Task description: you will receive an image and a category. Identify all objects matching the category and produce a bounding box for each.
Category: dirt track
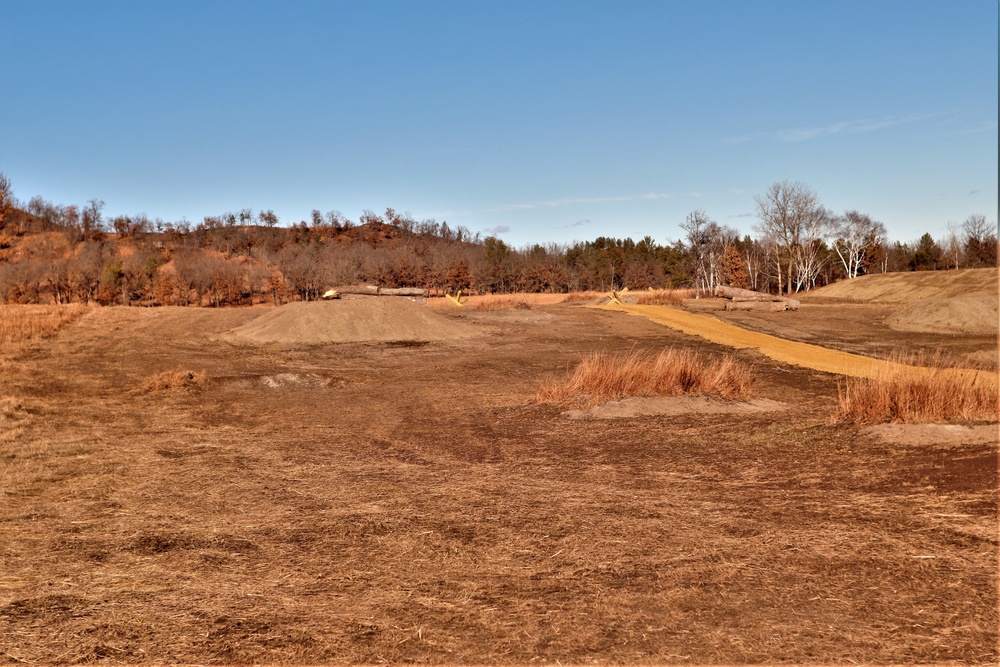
[1,300,997,664]
[604,303,999,381]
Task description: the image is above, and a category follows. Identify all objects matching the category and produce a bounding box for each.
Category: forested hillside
[0,174,995,306]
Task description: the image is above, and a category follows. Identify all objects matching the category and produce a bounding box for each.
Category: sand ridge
[887,294,999,336]
[802,267,998,303]
[224,298,477,345]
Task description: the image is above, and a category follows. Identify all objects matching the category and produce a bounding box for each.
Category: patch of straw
[0,304,89,344]
[537,348,755,405]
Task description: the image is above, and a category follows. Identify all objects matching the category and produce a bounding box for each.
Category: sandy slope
[803,267,998,303]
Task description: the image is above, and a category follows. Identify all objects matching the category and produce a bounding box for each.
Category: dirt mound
[225,299,476,345]
[803,268,997,303]
[888,294,999,335]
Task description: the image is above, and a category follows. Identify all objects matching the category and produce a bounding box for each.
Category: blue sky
[2,0,996,247]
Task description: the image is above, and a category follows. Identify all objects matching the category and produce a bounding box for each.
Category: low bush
[832,354,999,424]
[537,348,755,404]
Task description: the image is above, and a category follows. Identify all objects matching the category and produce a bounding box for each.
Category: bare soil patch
[0,300,996,664]
[864,423,998,447]
[563,395,787,419]
[888,294,999,336]
[224,298,478,346]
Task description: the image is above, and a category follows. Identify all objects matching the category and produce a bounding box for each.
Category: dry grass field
[1,275,997,664]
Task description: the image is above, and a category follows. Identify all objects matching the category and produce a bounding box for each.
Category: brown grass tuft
[474,297,532,311]
[558,291,608,303]
[139,370,206,393]
[832,353,999,424]
[537,348,755,404]
[0,304,89,344]
[636,289,697,306]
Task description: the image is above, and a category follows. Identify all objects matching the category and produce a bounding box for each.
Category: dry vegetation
[833,353,999,424]
[537,348,755,404]
[473,296,532,311]
[138,370,206,393]
[635,288,697,305]
[0,303,87,344]
[0,286,996,665]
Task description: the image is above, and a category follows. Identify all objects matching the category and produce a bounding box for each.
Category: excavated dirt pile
[225,298,476,345]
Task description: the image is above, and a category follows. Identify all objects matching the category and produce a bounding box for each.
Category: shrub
[537,348,755,404]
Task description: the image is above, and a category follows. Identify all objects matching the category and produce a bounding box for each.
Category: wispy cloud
[969,190,980,195]
[488,192,672,213]
[566,219,591,228]
[728,212,754,219]
[483,225,510,235]
[427,209,471,219]
[727,113,945,144]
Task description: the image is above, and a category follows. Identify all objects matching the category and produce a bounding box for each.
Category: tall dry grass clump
[537,348,755,404]
[0,304,88,344]
[636,289,696,306]
[474,297,532,311]
[138,370,206,393]
[559,291,608,303]
[832,354,999,424]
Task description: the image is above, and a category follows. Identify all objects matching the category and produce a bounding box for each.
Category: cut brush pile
[537,348,755,405]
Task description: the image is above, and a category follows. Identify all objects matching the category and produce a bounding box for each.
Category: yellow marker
[446,290,465,306]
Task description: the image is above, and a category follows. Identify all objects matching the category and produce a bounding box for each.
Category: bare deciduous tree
[0,173,14,231]
[831,210,886,279]
[754,181,825,294]
[962,214,998,267]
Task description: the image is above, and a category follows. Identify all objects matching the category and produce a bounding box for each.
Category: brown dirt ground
[0,298,997,665]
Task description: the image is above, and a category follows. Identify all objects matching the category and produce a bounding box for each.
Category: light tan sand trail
[599,303,998,382]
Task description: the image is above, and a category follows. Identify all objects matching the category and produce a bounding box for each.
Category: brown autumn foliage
[0,172,995,306]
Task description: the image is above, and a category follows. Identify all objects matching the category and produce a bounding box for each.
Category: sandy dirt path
[600,303,996,381]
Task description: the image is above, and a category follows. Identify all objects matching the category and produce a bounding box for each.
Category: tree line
[0,174,995,307]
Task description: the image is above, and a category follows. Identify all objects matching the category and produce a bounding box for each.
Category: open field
[1,279,998,664]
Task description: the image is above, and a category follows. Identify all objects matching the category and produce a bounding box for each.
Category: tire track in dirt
[599,304,997,381]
